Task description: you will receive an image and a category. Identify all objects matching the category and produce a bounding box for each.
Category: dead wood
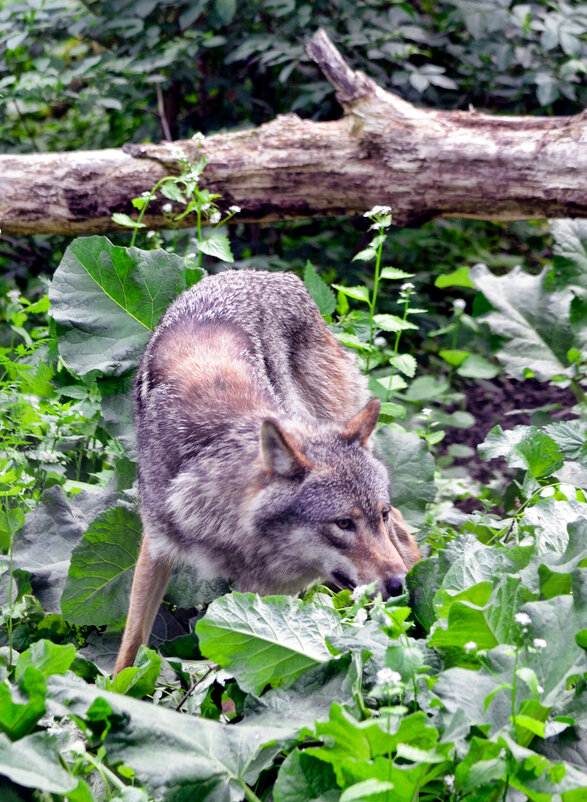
[1,28,585,235]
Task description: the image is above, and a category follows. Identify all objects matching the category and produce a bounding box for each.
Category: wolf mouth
[330,570,356,591]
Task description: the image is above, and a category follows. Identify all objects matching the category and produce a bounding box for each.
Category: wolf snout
[378,573,406,600]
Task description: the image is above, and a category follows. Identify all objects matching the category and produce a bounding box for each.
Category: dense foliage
[1,1,586,800]
[1,205,586,799]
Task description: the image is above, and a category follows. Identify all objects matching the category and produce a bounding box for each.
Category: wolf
[114,270,420,673]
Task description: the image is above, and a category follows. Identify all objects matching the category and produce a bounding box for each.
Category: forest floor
[442,377,579,510]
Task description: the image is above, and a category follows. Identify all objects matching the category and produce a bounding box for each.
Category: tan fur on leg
[113,535,173,675]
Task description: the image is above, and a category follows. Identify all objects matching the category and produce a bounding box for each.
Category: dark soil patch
[441,377,578,508]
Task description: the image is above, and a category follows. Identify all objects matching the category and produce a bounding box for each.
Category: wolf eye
[381,508,391,521]
[335,518,355,531]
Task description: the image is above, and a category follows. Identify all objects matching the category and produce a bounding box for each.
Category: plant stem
[385,297,410,402]
[130,176,175,247]
[569,378,587,406]
[7,498,14,668]
[243,784,264,802]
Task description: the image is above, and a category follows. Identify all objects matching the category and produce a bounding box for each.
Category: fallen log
[1,29,585,235]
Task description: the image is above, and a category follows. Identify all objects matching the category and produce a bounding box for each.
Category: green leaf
[352,247,377,262]
[479,425,564,478]
[49,236,187,376]
[160,182,186,203]
[48,674,286,801]
[197,233,234,262]
[331,284,370,303]
[274,750,339,802]
[380,267,414,280]
[0,667,47,740]
[456,354,499,379]
[0,732,78,794]
[196,593,341,694]
[61,506,142,627]
[551,219,587,292]
[545,420,587,464]
[15,640,76,681]
[303,262,336,316]
[372,314,418,333]
[340,779,395,800]
[435,266,475,288]
[374,428,436,526]
[111,213,146,229]
[0,506,24,551]
[439,349,469,367]
[388,353,417,377]
[101,646,161,698]
[470,265,575,380]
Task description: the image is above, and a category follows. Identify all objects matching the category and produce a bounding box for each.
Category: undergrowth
[0,195,586,800]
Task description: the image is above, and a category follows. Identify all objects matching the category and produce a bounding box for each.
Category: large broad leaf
[479,425,564,478]
[196,593,341,694]
[551,218,587,293]
[0,732,78,795]
[2,486,119,613]
[49,236,187,377]
[470,264,575,380]
[374,428,436,526]
[47,674,287,802]
[61,506,142,627]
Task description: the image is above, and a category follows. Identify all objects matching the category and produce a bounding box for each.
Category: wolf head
[246,399,420,599]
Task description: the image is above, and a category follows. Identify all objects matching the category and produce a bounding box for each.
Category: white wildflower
[186,253,196,261]
[38,450,59,463]
[444,775,455,791]
[364,205,392,217]
[376,668,401,687]
[373,335,387,347]
[141,191,151,200]
[7,289,20,304]
[401,282,415,291]
[421,408,432,418]
[533,638,547,649]
[354,608,368,626]
[515,612,531,627]
[68,740,86,755]
[201,202,211,211]
[464,641,477,653]
[209,210,221,225]
[351,584,371,602]
[537,685,544,694]
[453,298,466,311]
[162,202,173,213]
[228,205,241,213]
[171,148,184,160]
[191,132,205,143]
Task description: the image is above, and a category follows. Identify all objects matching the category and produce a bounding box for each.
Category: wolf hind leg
[114,534,173,675]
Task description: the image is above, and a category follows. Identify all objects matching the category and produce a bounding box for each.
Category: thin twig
[175,663,216,712]
[156,82,173,142]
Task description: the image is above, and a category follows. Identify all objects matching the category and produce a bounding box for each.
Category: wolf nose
[384,575,405,598]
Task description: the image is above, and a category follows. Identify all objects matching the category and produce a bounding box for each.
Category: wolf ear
[260,419,312,478]
[342,398,381,447]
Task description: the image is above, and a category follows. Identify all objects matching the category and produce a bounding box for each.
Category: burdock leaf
[196,593,341,694]
[61,506,142,627]
[49,236,186,376]
[48,674,288,802]
[470,265,574,381]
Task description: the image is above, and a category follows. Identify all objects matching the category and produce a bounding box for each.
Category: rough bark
[1,29,586,235]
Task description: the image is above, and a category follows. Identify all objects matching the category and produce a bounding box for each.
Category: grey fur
[134,269,418,597]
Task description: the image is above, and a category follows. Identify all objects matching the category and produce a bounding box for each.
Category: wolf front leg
[114,534,173,675]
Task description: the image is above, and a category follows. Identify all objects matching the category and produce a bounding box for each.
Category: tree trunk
[1,29,586,236]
